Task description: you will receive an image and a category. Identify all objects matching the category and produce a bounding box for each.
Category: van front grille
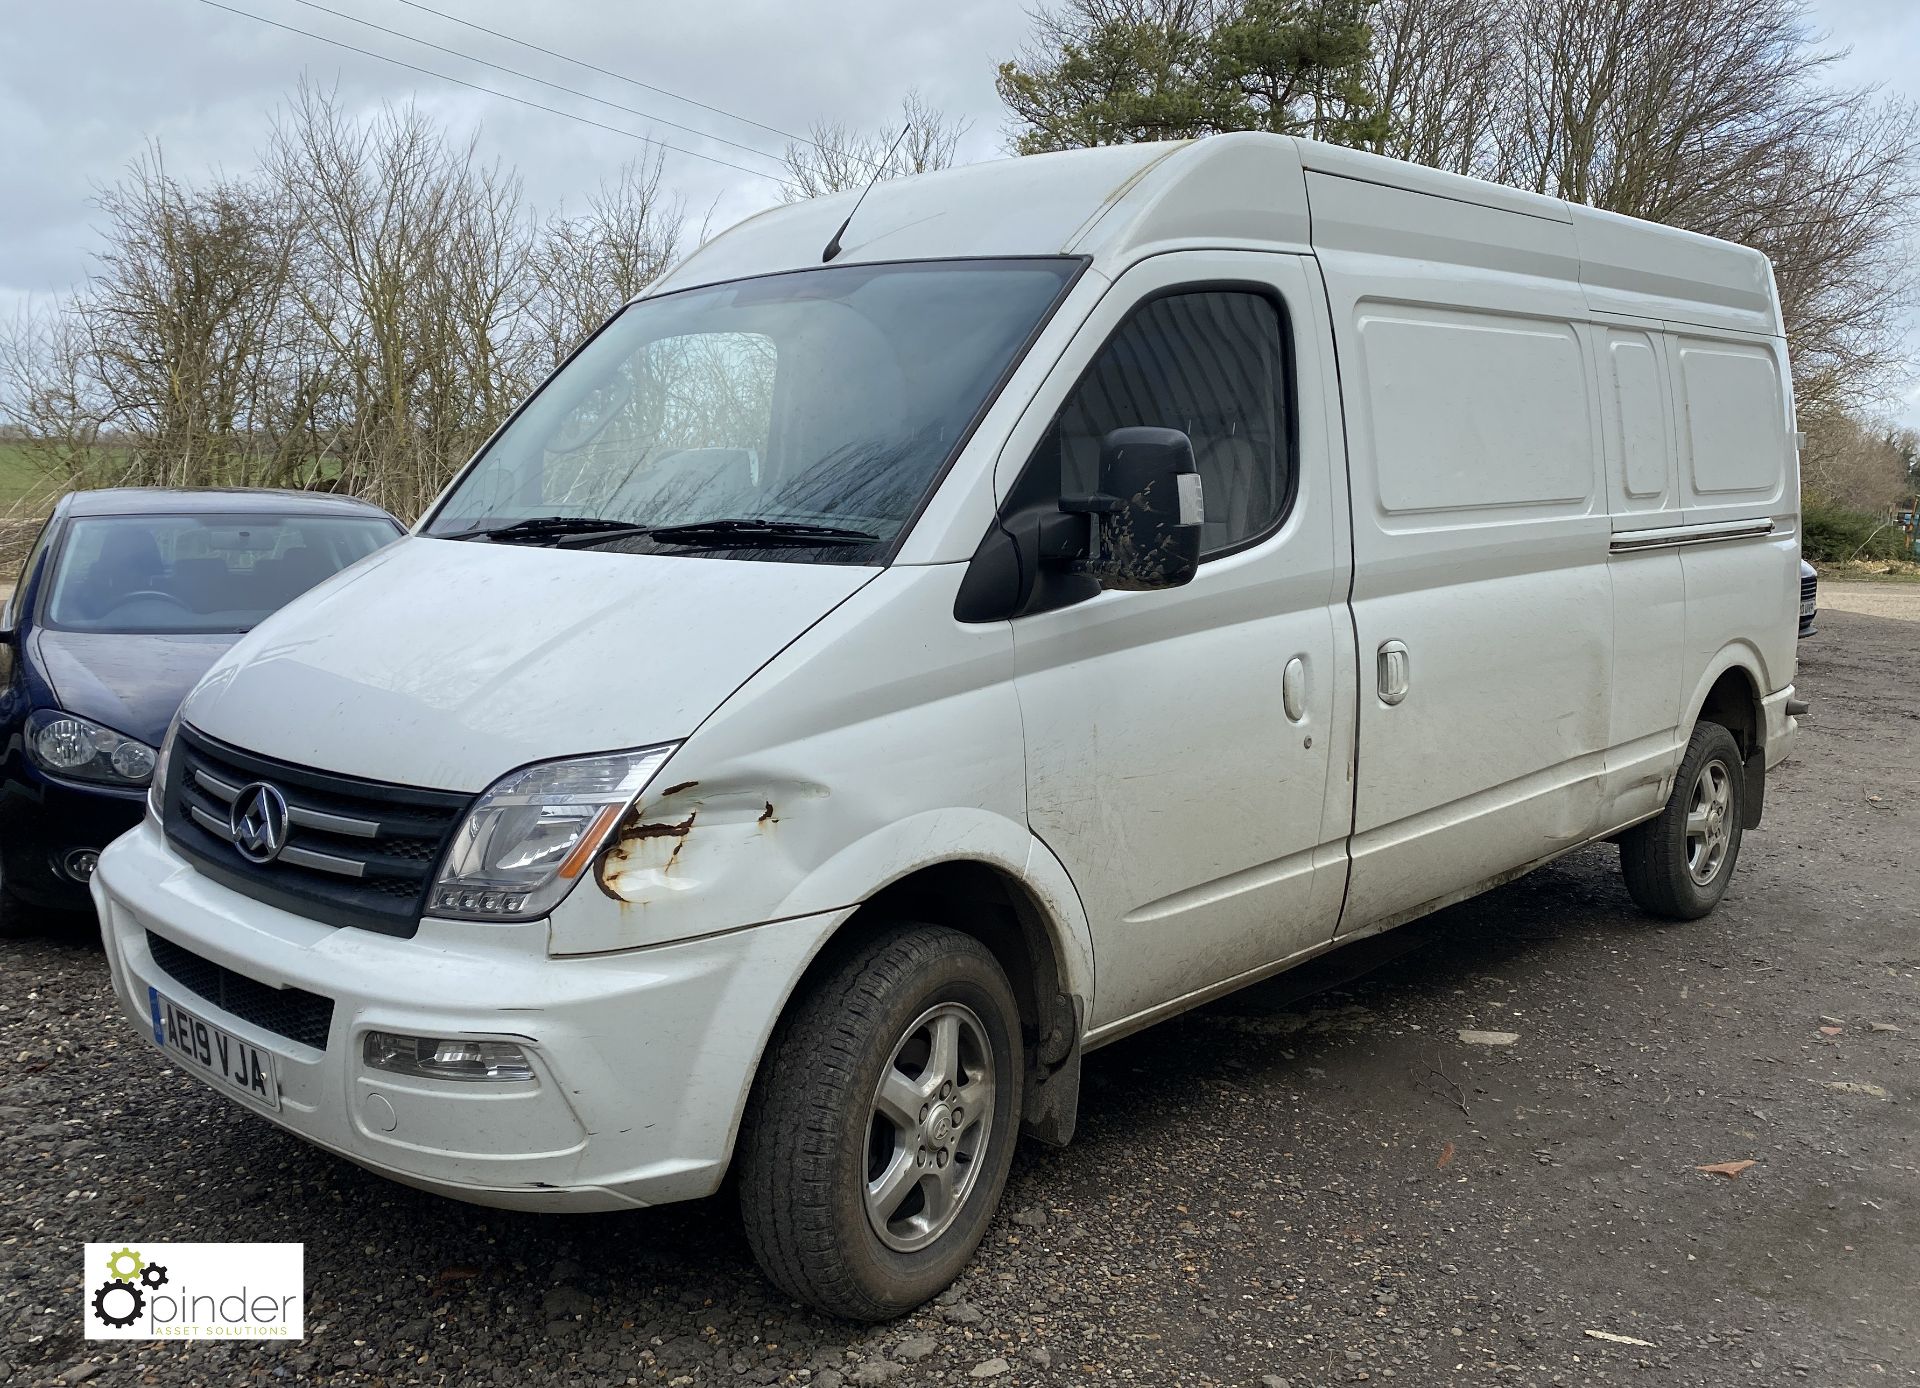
[1801,572,1818,603]
[147,931,335,1050]
[163,725,473,937]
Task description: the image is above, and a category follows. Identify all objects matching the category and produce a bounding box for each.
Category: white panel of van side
[1568,203,1781,337]
[1308,170,1615,933]
[1599,329,1680,517]
[1678,533,1800,706]
[1659,330,1800,705]
[1673,338,1790,507]
[993,251,1351,1032]
[1297,140,1576,225]
[1593,330,1688,826]
[1602,547,1687,825]
[1362,307,1592,513]
[1296,260,1364,858]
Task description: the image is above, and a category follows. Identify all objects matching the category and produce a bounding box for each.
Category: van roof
[650,133,1780,338]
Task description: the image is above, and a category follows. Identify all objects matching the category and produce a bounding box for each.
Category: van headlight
[147,710,185,822]
[25,710,158,787]
[430,744,678,921]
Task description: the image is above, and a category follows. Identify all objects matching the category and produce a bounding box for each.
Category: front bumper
[0,766,144,908]
[94,820,842,1210]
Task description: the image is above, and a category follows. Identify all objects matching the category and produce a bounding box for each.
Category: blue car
[0,489,403,922]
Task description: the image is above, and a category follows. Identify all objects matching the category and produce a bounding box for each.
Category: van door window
[1012,289,1294,557]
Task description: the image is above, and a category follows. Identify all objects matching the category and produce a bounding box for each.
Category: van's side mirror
[952,427,1206,624]
[1062,427,1204,592]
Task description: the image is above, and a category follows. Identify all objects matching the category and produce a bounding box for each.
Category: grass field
[0,442,61,513]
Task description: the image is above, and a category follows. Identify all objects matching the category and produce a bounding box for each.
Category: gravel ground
[2,607,1915,1388]
[1816,579,1920,623]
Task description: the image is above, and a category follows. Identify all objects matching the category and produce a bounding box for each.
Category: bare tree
[0,300,110,498]
[69,149,300,490]
[265,82,538,516]
[527,152,687,367]
[1729,98,1920,421]
[1366,0,1506,174]
[1,82,707,531]
[1801,410,1916,512]
[1486,0,1920,416]
[780,90,970,200]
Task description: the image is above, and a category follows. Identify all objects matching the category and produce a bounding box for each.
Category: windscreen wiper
[645,519,880,547]
[442,515,653,545]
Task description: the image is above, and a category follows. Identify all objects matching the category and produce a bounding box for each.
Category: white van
[94,134,1800,1320]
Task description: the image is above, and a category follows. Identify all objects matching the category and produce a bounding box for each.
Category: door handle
[1377,640,1410,706]
[1282,656,1307,722]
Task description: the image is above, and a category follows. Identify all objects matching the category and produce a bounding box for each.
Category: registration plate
[148,986,280,1111]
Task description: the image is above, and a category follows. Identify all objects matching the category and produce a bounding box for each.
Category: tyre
[738,924,1023,1321]
[1619,721,1745,920]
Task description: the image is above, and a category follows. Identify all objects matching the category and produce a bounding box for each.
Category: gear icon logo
[89,1246,157,1332]
[92,1279,144,1328]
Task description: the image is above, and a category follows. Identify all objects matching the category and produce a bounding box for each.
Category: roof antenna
[822,123,912,263]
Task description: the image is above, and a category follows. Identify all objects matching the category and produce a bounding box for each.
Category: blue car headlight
[24,710,158,787]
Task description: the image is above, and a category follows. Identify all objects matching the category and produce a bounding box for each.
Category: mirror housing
[952,427,1206,624]
[1063,427,1203,591]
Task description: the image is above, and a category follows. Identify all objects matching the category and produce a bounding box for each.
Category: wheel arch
[735,833,1095,1168]
[1683,645,1767,757]
[1680,646,1770,827]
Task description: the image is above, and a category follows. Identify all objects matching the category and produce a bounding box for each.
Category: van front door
[995,252,1354,1038]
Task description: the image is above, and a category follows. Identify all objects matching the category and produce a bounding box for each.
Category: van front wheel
[738,924,1023,1320]
[1620,721,1745,919]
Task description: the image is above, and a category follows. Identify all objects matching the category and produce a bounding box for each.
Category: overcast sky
[4,0,1918,423]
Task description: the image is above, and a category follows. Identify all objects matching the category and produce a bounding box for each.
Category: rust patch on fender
[615,808,697,842]
[758,801,777,825]
[659,780,699,798]
[595,806,698,898]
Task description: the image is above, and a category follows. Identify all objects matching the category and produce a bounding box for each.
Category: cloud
[8,0,1919,426]
[1,0,1032,303]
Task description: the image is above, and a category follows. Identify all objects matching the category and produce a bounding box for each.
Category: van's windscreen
[424,258,1080,561]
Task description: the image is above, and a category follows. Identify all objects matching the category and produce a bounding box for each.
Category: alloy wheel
[864,1002,996,1253]
[1684,759,1734,886]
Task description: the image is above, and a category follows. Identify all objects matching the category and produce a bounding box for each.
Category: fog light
[63,849,99,881]
[362,1031,534,1083]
